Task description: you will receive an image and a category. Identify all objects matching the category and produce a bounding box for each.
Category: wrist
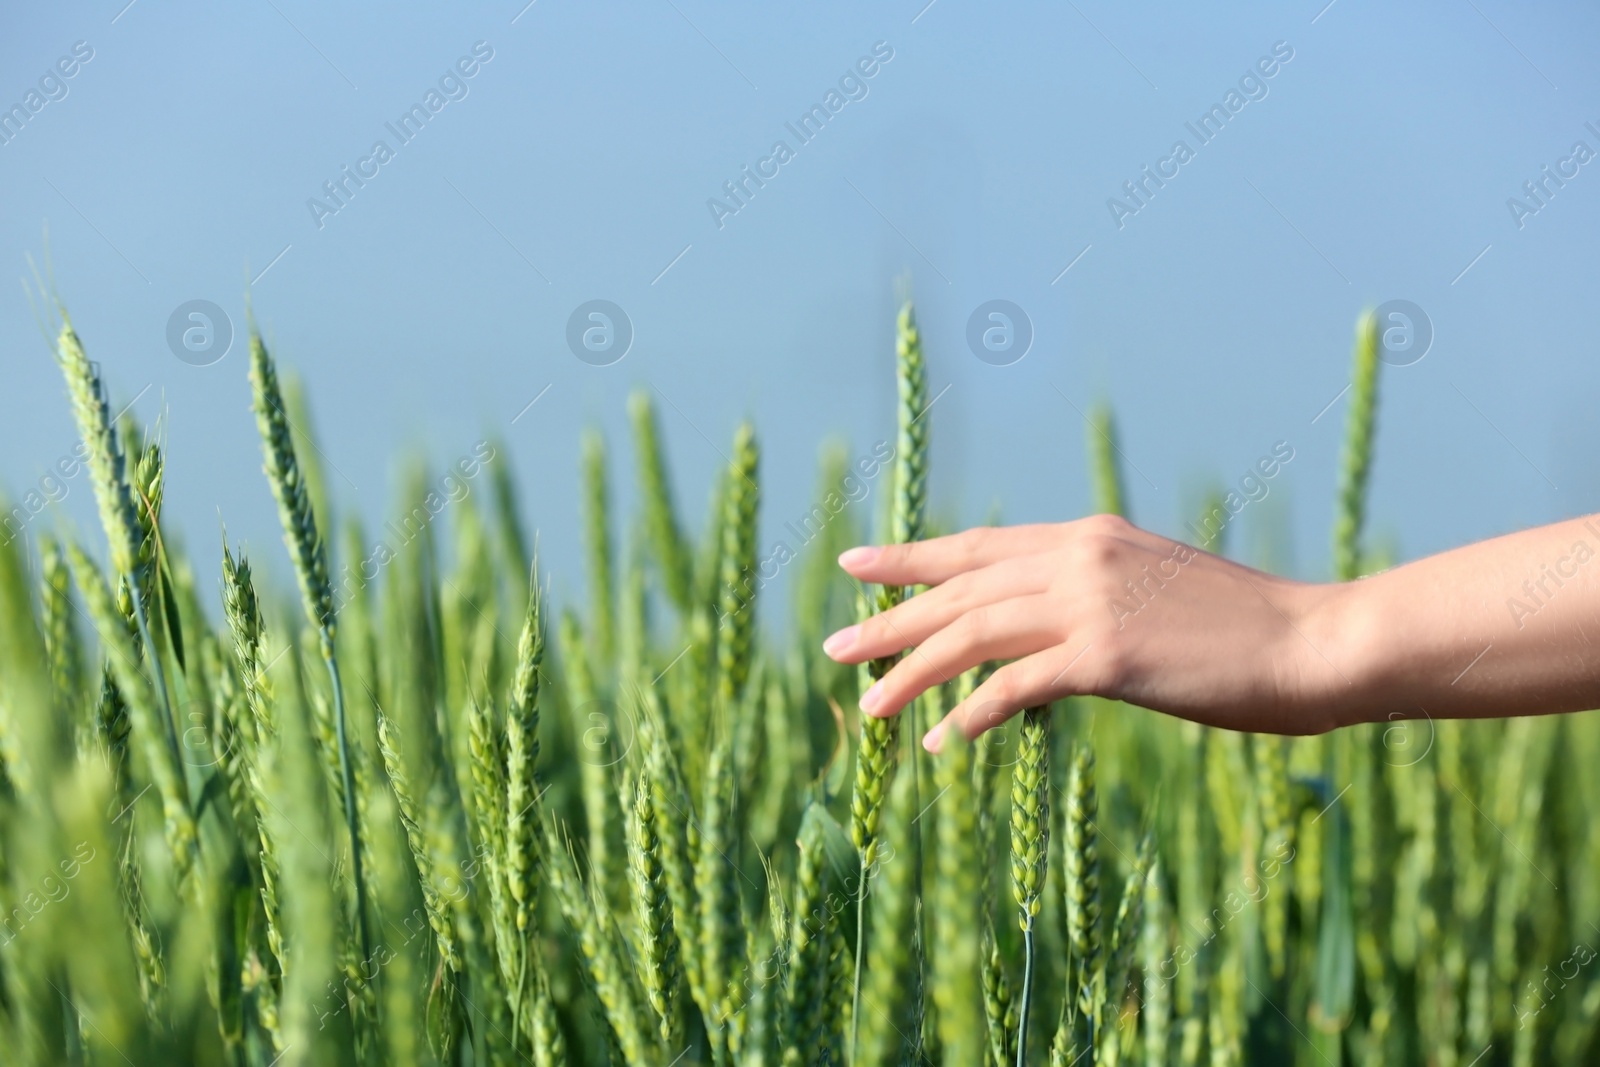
[1293,575,1391,733]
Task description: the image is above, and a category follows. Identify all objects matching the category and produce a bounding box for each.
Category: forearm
[1323,513,1600,728]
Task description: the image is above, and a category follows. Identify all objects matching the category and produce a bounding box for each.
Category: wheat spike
[504,575,545,1039]
[1100,833,1155,1047]
[782,809,834,1065]
[1087,402,1128,519]
[697,732,744,1055]
[544,818,654,1063]
[983,920,1019,1067]
[892,299,928,546]
[1334,310,1381,582]
[580,430,617,665]
[630,390,694,612]
[1010,705,1051,1066]
[249,333,333,641]
[65,544,194,871]
[249,328,370,964]
[375,711,460,973]
[931,734,985,1064]
[630,771,686,1050]
[716,422,760,710]
[1063,742,1102,1036]
[39,538,85,721]
[54,319,140,581]
[850,589,904,868]
[846,596,905,1065]
[505,576,544,932]
[557,611,623,908]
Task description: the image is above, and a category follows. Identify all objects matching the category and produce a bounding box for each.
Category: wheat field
[0,298,1594,1067]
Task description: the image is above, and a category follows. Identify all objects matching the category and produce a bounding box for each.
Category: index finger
[838,523,1062,587]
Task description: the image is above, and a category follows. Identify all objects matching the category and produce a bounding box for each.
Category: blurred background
[2,0,1597,620]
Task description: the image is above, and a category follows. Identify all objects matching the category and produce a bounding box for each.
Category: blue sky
[3,0,1598,621]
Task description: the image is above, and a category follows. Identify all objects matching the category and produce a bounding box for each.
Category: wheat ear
[1087,402,1127,519]
[504,572,545,1033]
[630,771,686,1051]
[1062,742,1102,1051]
[55,319,182,770]
[630,390,694,613]
[39,538,85,723]
[1334,311,1381,582]
[715,421,760,711]
[850,297,927,1060]
[1100,832,1155,1045]
[580,430,617,665]
[1140,858,1169,1067]
[696,733,744,1058]
[248,329,370,963]
[557,611,622,908]
[983,918,1019,1067]
[375,711,460,973]
[66,544,194,870]
[782,809,832,1065]
[222,545,288,1007]
[932,734,985,1063]
[1010,705,1051,1067]
[891,299,928,546]
[544,818,654,1063]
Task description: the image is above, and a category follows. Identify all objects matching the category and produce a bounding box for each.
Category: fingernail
[922,723,945,754]
[838,545,881,569]
[822,624,860,658]
[859,680,883,714]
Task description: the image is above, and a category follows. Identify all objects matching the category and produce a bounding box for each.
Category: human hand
[822,515,1355,750]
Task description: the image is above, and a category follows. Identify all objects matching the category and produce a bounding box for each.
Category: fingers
[923,642,1098,752]
[823,557,1050,664]
[858,595,1060,720]
[837,523,1064,587]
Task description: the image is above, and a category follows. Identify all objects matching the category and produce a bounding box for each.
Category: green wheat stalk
[39,538,85,725]
[854,766,918,1065]
[637,689,707,1017]
[581,430,617,665]
[375,711,461,974]
[849,296,927,1062]
[697,732,744,1058]
[1099,833,1154,1060]
[630,770,686,1051]
[544,818,654,1063]
[465,686,518,1029]
[983,918,1019,1067]
[1334,311,1381,582]
[1088,402,1127,519]
[249,328,371,963]
[1011,705,1051,1067]
[558,611,622,908]
[932,734,985,1063]
[1062,743,1102,1054]
[631,390,694,613]
[504,572,545,1033]
[65,544,194,873]
[716,421,760,711]
[782,808,834,1065]
[892,299,928,546]
[222,543,287,1036]
[54,318,182,775]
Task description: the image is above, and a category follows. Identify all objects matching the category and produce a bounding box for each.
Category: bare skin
[821,513,1600,752]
